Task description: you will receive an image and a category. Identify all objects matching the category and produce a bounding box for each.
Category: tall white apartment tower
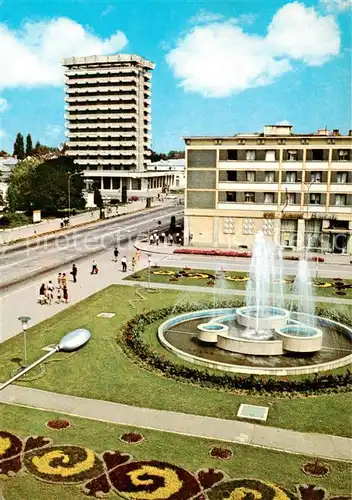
[63,55,170,201]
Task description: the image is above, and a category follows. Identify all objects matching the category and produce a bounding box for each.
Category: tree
[7,157,40,211]
[0,150,9,157]
[25,134,33,156]
[121,186,127,204]
[13,133,25,159]
[93,181,103,208]
[169,215,176,234]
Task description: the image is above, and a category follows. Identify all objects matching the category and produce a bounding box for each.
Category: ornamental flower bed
[207,478,293,499]
[119,432,144,444]
[302,460,330,478]
[210,447,233,460]
[46,419,71,430]
[174,248,252,258]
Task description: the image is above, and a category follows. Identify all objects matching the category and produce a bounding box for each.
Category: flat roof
[62,54,155,70]
[182,133,352,140]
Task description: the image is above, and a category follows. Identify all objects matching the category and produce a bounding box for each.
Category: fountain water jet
[291,259,316,327]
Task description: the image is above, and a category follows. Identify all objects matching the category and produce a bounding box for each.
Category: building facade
[147,159,185,190]
[63,54,172,202]
[0,156,18,205]
[183,125,352,254]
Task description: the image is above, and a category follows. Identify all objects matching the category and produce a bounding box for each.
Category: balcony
[217,203,278,211]
[218,182,279,191]
[65,94,138,103]
[218,161,280,170]
[67,131,137,138]
[65,85,138,94]
[66,103,138,112]
[66,75,138,85]
[65,67,139,77]
[65,113,137,121]
[74,158,137,166]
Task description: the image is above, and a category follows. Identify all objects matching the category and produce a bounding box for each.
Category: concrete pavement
[0,384,351,462]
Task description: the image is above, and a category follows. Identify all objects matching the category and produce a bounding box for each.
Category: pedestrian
[71,264,77,283]
[176,232,180,244]
[91,259,98,274]
[47,281,54,304]
[132,255,136,272]
[160,232,165,244]
[168,234,173,246]
[113,247,119,262]
[39,283,46,305]
[63,284,69,304]
[155,233,159,246]
[60,218,64,229]
[57,272,62,288]
[135,249,141,262]
[61,273,68,288]
[149,234,154,245]
[121,256,127,272]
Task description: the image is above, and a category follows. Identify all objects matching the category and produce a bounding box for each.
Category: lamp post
[0,328,91,392]
[147,254,151,290]
[68,171,83,225]
[18,316,31,369]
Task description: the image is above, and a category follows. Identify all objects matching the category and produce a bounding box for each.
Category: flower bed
[207,478,293,499]
[119,302,352,396]
[210,447,233,460]
[174,248,252,258]
[119,432,144,444]
[302,460,330,478]
[46,420,70,430]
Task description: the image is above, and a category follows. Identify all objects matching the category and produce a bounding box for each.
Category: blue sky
[0,0,351,154]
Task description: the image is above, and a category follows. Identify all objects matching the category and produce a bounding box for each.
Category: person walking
[47,281,54,304]
[160,232,165,244]
[121,256,127,272]
[168,233,173,246]
[154,233,159,246]
[131,255,136,272]
[63,284,69,304]
[113,247,119,262]
[71,264,77,283]
[39,283,46,305]
[149,234,154,245]
[91,260,98,274]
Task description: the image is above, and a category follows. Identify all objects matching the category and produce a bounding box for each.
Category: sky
[0,0,351,154]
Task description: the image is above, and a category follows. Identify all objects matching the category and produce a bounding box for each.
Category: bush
[0,212,31,227]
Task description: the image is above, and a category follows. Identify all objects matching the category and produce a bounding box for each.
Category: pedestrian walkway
[0,385,350,462]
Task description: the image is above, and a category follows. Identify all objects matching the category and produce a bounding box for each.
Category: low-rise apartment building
[183,125,352,254]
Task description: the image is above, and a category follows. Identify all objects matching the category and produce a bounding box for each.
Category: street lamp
[18,316,31,369]
[68,171,83,224]
[0,328,91,392]
[147,254,151,290]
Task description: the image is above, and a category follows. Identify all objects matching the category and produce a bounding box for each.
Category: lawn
[125,266,352,299]
[0,404,351,500]
[0,285,351,438]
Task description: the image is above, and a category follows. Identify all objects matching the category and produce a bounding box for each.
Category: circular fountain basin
[197,323,229,343]
[236,306,289,330]
[277,325,323,353]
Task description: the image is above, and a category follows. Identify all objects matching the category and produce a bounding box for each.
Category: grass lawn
[0,404,351,500]
[125,266,352,300]
[0,285,351,438]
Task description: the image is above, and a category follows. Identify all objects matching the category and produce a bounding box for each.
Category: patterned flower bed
[209,447,233,460]
[302,460,330,477]
[46,419,70,430]
[0,430,350,499]
[174,248,326,263]
[119,432,144,444]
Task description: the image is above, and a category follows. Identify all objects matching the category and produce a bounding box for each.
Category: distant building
[147,159,185,189]
[62,54,172,202]
[0,156,18,203]
[183,125,352,254]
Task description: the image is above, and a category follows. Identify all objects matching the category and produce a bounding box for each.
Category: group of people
[112,248,140,272]
[38,265,77,305]
[149,231,182,246]
[60,216,70,229]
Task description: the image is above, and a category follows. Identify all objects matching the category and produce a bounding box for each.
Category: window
[265,150,276,162]
[310,171,322,182]
[285,171,297,183]
[287,150,298,161]
[228,150,238,161]
[309,193,321,205]
[246,150,256,161]
[227,171,237,181]
[265,171,275,182]
[335,194,347,206]
[264,193,274,204]
[338,150,350,161]
[337,172,348,183]
[246,171,256,182]
[112,178,120,190]
[103,177,111,189]
[245,192,255,203]
[226,191,237,202]
[312,149,324,161]
[287,193,297,204]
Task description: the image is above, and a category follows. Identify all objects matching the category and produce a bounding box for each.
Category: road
[0,204,183,289]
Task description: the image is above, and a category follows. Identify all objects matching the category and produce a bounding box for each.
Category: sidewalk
[0,385,350,462]
[0,199,166,246]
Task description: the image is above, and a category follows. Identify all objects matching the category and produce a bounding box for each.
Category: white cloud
[277,120,291,125]
[0,18,128,88]
[166,2,340,97]
[189,10,225,25]
[319,0,352,12]
[0,97,9,112]
[101,5,115,17]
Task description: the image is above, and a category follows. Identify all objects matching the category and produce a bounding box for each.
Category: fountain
[157,231,352,375]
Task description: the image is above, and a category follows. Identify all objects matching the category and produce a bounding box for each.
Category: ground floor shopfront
[184,213,352,254]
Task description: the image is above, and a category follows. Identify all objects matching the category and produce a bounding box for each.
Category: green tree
[13,133,25,159]
[7,157,40,211]
[93,181,103,208]
[121,185,127,204]
[25,134,33,156]
[169,215,176,234]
